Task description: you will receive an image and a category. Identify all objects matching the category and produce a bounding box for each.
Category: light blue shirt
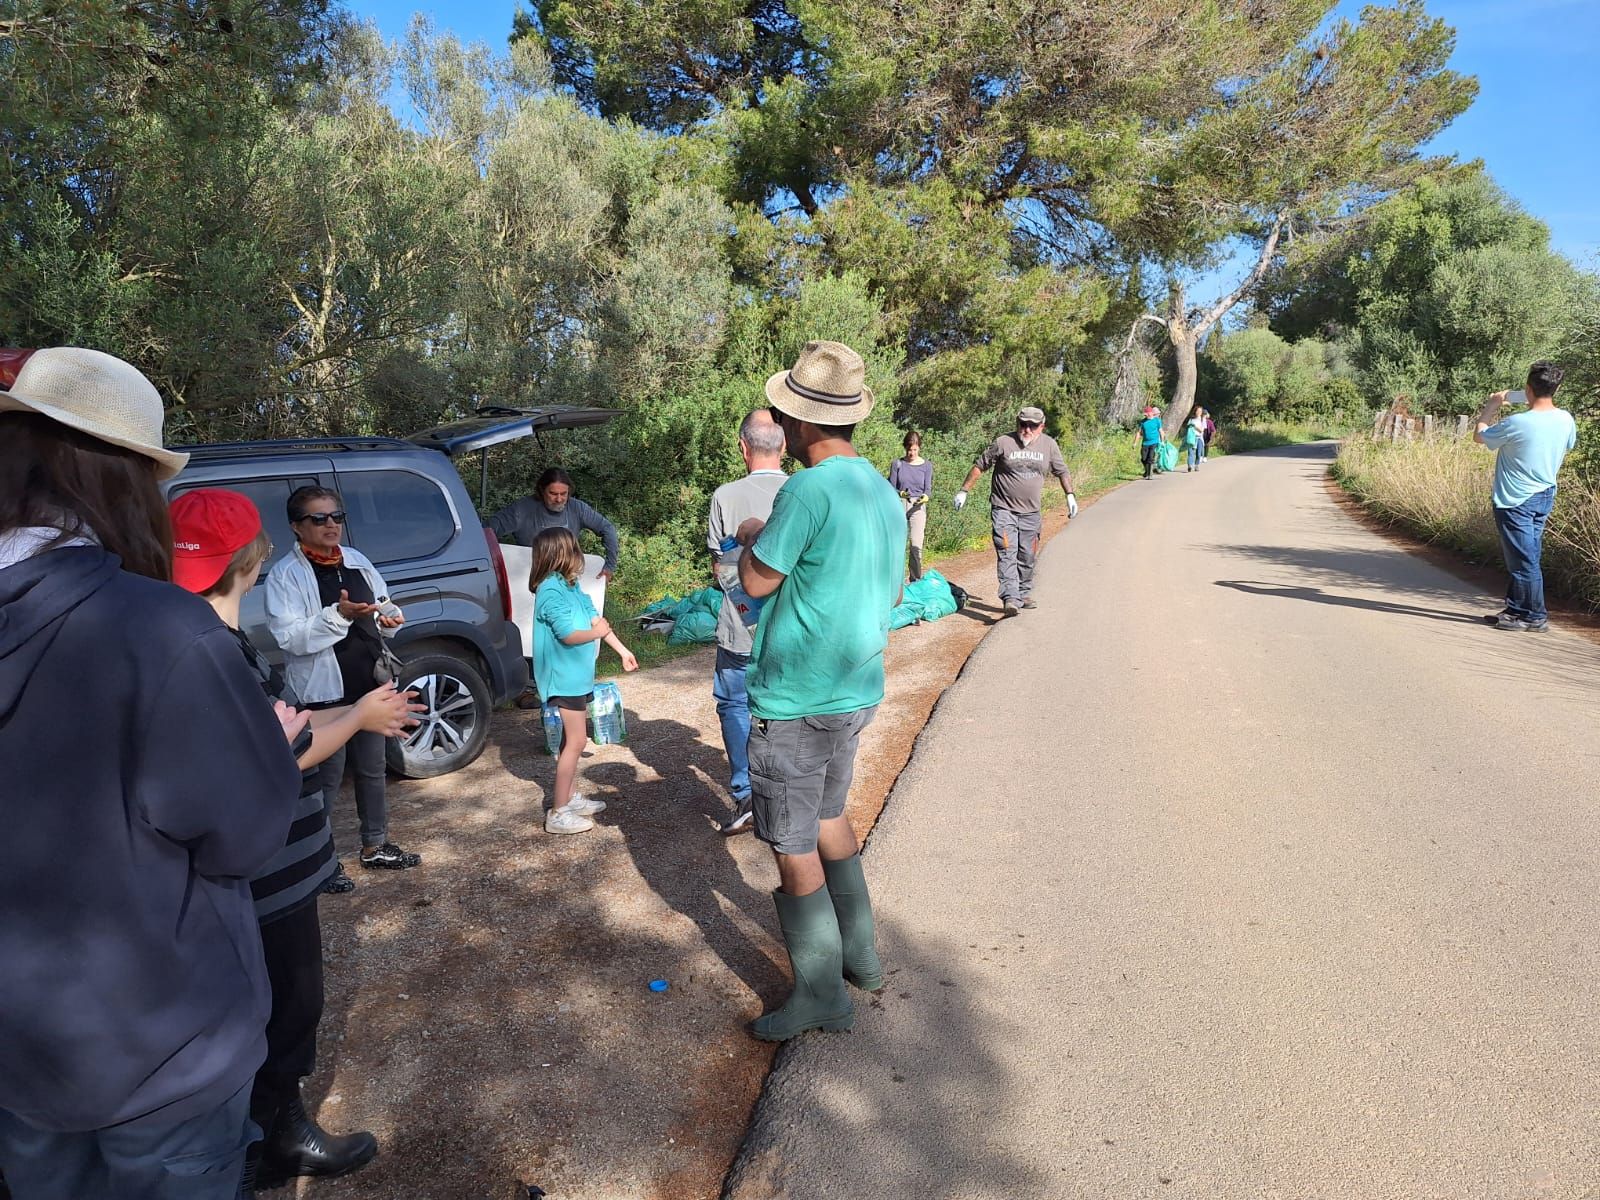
[1479,408,1577,509]
[533,574,599,699]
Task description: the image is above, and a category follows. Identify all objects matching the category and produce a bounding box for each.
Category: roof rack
[176,437,417,459]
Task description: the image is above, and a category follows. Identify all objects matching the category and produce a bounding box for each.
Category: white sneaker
[544,805,594,834]
[565,793,607,815]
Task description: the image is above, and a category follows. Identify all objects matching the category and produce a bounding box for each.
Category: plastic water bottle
[540,703,564,756]
[588,681,627,745]
[718,536,765,627]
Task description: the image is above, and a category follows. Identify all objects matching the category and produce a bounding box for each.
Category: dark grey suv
[165,406,616,778]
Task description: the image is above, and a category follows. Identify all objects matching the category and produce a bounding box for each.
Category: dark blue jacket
[0,546,300,1131]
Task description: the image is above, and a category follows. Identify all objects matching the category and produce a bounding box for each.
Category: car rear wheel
[387,652,492,779]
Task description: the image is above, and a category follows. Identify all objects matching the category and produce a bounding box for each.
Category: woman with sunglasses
[266,487,421,889]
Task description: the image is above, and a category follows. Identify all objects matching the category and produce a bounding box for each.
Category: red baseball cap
[170,488,265,594]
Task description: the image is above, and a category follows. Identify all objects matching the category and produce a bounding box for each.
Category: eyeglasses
[1019,421,1042,430]
[293,511,346,526]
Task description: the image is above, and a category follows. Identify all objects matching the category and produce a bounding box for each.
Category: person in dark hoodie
[170,489,420,1195]
[0,348,302,1200]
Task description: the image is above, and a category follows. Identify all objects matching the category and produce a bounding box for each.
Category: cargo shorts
[748,706,879,855]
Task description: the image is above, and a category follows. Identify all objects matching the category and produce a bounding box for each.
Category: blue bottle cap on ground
[648,978,669,992]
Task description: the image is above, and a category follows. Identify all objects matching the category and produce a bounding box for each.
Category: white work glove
[953,490,968,511]
[1067,492,1078,519]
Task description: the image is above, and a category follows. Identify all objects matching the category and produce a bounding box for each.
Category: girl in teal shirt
[531,528,637,834]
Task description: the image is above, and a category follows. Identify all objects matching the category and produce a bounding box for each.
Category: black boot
[908,547,923,582]
[256,1095,377,1190]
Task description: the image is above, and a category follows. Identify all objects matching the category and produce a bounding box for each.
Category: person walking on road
[953,406,1076,617]
[733,340,906,1041]
[1475,362,1577,632]
[888,430,933,581]
[707,409,788,836]
[1138,405,1164,479]
[1185,406,1207,472]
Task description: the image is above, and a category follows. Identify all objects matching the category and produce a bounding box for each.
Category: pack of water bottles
[587,682,627,745]
[540,680,627,754]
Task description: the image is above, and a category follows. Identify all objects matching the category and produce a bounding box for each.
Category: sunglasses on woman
[293,510,346,526]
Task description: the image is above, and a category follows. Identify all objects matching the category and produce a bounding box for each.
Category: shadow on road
[1201,542,1480,600]
[1233,441,1338,461]
[1215,580,1484,625]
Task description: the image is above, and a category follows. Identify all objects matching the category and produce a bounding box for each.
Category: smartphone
[1505,389,1527,407]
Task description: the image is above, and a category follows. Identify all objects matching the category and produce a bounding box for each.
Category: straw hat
[764,341,875,425]
[0,347,188,479]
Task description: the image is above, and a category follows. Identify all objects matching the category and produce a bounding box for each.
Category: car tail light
[484,527,513,622]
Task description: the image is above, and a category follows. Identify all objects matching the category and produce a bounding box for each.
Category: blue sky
[348,0,1599,279]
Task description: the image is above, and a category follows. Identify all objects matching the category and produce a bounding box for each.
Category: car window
[168,476,316,579]
[339,469,457,566]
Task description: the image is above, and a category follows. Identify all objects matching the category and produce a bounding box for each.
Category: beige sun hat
[764,340,875,425]
[0,347,188,479]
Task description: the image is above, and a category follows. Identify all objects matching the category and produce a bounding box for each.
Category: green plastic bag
[667,609,718,644]
[889,569,959,630]
[682,586,724,616]
[640,594,684,620]
[1158,441,1178,472]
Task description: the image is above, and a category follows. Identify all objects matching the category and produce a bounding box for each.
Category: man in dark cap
[954,406,1076,617]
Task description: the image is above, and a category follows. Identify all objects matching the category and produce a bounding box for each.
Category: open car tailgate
[408,406,620,457]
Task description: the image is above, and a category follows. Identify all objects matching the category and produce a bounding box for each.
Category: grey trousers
[991,507,1041,604]
[316,729,389,851]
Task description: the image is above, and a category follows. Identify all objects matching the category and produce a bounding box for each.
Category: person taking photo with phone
[1474,361,1577,633]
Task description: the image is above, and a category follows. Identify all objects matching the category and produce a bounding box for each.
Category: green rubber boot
[751,886,855,1042]
[823,853,883,991]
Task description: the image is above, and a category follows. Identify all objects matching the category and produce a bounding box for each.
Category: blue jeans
[713,647,752,801]
[0,1082,254,1200]
[1186,441,1201,469]
[1492,486,1556,623]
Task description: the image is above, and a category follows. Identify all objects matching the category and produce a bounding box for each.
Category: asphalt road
[724,442,1600,1200]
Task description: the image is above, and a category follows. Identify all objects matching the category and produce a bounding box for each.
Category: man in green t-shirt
[733,340,907,1041]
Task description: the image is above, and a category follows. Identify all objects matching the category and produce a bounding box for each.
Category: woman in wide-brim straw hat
[0,347,303,1200]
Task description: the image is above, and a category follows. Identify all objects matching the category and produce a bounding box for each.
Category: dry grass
[1334,434,1600,608]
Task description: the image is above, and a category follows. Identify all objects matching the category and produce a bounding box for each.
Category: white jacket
[265,543,396,705]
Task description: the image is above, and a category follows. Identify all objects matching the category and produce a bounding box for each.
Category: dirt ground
[298,506,1076,1200]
